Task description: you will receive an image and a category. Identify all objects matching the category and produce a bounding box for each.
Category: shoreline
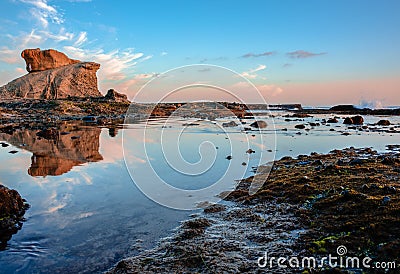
[110,146,399,273]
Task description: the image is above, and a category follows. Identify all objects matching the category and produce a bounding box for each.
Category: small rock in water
[377,120,391,126]
[8,150,18,154]
[249,120,267,129]
[295,124,306,129]
[246,149,255,154]
[222,121,238,127]
[226,155,232,160]
[0,142,9,147]
[327,118,338,123]
[241,162,247,166]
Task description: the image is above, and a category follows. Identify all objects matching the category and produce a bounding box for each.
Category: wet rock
[295,124,306,129]
[377,120,391,126]
[246,149,255,154]
[327,118,338,123]
[0,142,9,147]
[222,121,238,127]
[0,184,29,249]
[343,115,364,125]
[226,156,232,160]
[249,120,267,128]
[8,150,18,154]
[204,204,226,213]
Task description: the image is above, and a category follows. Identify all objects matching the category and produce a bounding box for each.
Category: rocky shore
[110,147,399,273]
[0,185,29,249]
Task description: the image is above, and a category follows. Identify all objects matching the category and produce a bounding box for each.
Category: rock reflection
[0,123,103,176]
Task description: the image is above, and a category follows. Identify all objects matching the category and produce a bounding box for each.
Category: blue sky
[0,0,399,106]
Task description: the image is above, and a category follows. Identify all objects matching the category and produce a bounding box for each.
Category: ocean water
[0,113,398,273]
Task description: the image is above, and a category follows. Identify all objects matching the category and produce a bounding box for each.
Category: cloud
[287,50,326,59]
[242,51,274,58]
[74,31,87,46]
[19,0,63,28]
[240,64,267,79]
[257,84,283,97]
[160,51,168,56]
[283,63,292,68]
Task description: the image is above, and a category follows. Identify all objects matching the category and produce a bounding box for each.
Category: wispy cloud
[283,63,292,68]
[19,0,63,28]
[241,64,267,79]
[241,51,274,58]
[74,31,87,46]
[287,50,326,59]
[160,51,168,56]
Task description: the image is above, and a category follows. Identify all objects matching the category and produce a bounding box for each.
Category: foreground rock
[0,185,29,249]
[0,48,101,99]
[110,147,400,273]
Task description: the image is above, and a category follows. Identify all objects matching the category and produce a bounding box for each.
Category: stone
[295,124,306,129]
[377,120,391,126]
[343,115,364,125]
[21,48,79,72]
[327,118,338,123]
[249,120,267,128]
[0,62,101,99]
[104,89,130,103]
[0,184,29,248]
[222,121,238,127]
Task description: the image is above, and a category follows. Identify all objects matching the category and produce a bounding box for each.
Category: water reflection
[0,123,104,177]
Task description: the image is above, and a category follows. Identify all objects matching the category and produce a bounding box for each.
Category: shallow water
[0,113,398,273]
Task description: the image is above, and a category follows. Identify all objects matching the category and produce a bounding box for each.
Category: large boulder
[21,48,79,72]
[0,62,102,99]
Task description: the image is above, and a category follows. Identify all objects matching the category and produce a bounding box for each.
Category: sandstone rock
[104,89,130,103]
[21,48,79,72]
[0,62,101,99]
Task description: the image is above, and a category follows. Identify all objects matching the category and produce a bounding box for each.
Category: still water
[0,113,398,273]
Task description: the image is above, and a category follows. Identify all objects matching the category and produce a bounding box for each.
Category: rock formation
[21,48,80,72]
[0,48,102,99]
[104,89,130,103]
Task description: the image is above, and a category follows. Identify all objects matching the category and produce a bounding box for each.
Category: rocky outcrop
[104,89,130,103]
[21,48,79,72]
[0,49,102,99]
[0,185,29,249]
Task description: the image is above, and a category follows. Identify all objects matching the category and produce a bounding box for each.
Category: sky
[0,0,399,106]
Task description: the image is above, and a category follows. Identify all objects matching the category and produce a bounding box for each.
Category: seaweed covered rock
[0,184,29,249]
